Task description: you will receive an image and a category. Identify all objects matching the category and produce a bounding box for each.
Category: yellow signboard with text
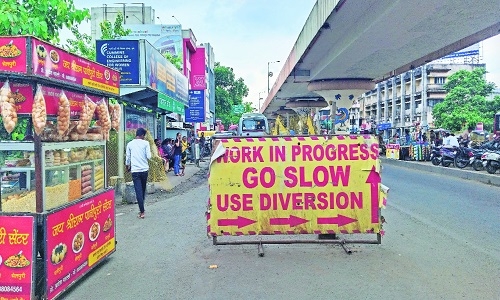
[207,135,383,236]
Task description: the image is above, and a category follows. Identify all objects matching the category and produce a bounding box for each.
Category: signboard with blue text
[96,40,140,84]
[185,90,205,122]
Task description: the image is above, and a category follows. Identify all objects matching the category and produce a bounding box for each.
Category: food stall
[0,36,120,299]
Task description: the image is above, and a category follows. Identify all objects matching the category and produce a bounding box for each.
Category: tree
[0,0,88,43]
[214,62,249,126]
[432,68,500,132]
[65,13,131,61]
[163,52,183,72]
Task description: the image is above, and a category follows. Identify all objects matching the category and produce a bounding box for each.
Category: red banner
[0,215,36,300]
[31,38,120,96]
[45,189,115,300]
[0,37,28,74]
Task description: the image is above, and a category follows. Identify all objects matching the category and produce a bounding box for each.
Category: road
[64,165,500,300]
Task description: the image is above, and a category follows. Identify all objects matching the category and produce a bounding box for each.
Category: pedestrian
[180,136,190,176]
[126,128,151,219]
[154,138,168,172]
[173,132,183,176]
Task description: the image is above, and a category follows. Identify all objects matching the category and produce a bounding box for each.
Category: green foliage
[214,62,249,126]
[432,68,500,132]
[163,52,183,72]
[64,13,131,61]
[0,0,88,43]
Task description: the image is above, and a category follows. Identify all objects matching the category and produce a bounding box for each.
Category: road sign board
[207,135,385,236]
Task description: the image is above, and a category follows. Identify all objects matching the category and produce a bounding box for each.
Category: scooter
[481,150,500,174]
[470,148,486,171]
[439,146,457,167]
[430,146,442,166]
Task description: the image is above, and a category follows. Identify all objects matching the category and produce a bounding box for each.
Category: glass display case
[0,141,106,212]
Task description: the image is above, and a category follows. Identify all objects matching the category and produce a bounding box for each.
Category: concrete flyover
[261,0,500,122]
[381,158,500,187]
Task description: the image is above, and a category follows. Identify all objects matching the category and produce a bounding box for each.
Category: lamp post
[258,91,265,113]
[267,60,280,93]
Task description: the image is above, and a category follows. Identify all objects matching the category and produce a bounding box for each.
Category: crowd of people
[154,131,207,177]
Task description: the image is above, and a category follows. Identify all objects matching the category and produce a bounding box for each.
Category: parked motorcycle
[454,146,474,169]
[481,150,500,174]
[470,149,486,171]
[430,146,442,166]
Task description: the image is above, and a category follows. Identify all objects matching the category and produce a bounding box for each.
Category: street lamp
[267,60,280,93]
[258,91,266,112]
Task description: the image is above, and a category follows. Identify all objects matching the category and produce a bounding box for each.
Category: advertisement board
[31,38,120,96]
[185,90,205,122]
[208,135,383,236]
[0,215,36,300]
[145,42,188,106]
[0,37,28,73]
[125,108,155,143]
[96,40,140,84]
[158,92,185,115]
[123,24,183,60]
[386,144,400,160]
[45,189,115,300]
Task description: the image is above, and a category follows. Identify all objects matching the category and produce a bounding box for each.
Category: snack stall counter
[0,35,120,300]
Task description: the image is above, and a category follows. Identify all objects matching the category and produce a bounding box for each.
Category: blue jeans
[132,171,148,213]
[173,154,181,175]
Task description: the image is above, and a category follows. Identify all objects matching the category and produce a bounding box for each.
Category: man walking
[126,128,151,219]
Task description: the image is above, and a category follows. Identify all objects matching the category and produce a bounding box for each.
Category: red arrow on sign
[366,166,381,224]
[269,215,309,227]
[218,216,256,229]
[317,215,357,226]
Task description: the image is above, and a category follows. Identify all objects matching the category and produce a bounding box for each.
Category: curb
[381,158,500,187]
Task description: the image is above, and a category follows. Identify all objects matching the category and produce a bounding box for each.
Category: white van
[238,113,269,136]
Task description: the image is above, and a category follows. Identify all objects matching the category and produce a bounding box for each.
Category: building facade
[358,63,486,134]
[90,5,155,40]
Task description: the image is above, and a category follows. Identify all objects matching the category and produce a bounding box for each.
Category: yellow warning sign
[207,135,384,236]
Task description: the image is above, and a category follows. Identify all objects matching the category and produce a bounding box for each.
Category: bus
[238,113,270,136]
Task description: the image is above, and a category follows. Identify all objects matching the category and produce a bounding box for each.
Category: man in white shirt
[126,128,152,219]
[443,132,459,148]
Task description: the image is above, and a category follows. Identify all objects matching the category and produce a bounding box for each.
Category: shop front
[96,39,188,144]
[0,36,120,299]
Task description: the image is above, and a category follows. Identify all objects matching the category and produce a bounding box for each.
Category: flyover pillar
[308,79,374,134]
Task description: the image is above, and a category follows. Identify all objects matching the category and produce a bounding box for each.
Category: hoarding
[123,24,183,60]
[185,90,205,122]
[0,37,28,73]
[31,38,120,96]
[145,42,188,106]
[208,135,383,236]
[96,40,140,84]
[45,189,115,300]
[0,215,36,300]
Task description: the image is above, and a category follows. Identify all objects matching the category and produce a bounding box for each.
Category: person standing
[173,132,182,176]
[126,128,151,219]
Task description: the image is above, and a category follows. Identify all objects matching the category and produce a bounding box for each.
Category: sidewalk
[381,157,500,187]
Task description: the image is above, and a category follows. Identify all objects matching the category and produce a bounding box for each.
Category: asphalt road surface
[64,165,500,300]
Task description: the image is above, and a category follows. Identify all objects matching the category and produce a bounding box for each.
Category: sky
[66,0,500,109]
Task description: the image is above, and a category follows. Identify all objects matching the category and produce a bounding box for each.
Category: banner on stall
[386,144,400,160]
[207,135,384,236]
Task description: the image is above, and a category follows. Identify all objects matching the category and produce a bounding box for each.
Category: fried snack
[73,232,84,252]
[57,90,70,136]
[76,95,96,134]
[0,81,18,134]
[4,253,30,268]
[90,223,99,240]
[103,217,113,232]
[109,103,121,131]
[95,98,111,140]
[32,84,47,135]
[0,43,22,58]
